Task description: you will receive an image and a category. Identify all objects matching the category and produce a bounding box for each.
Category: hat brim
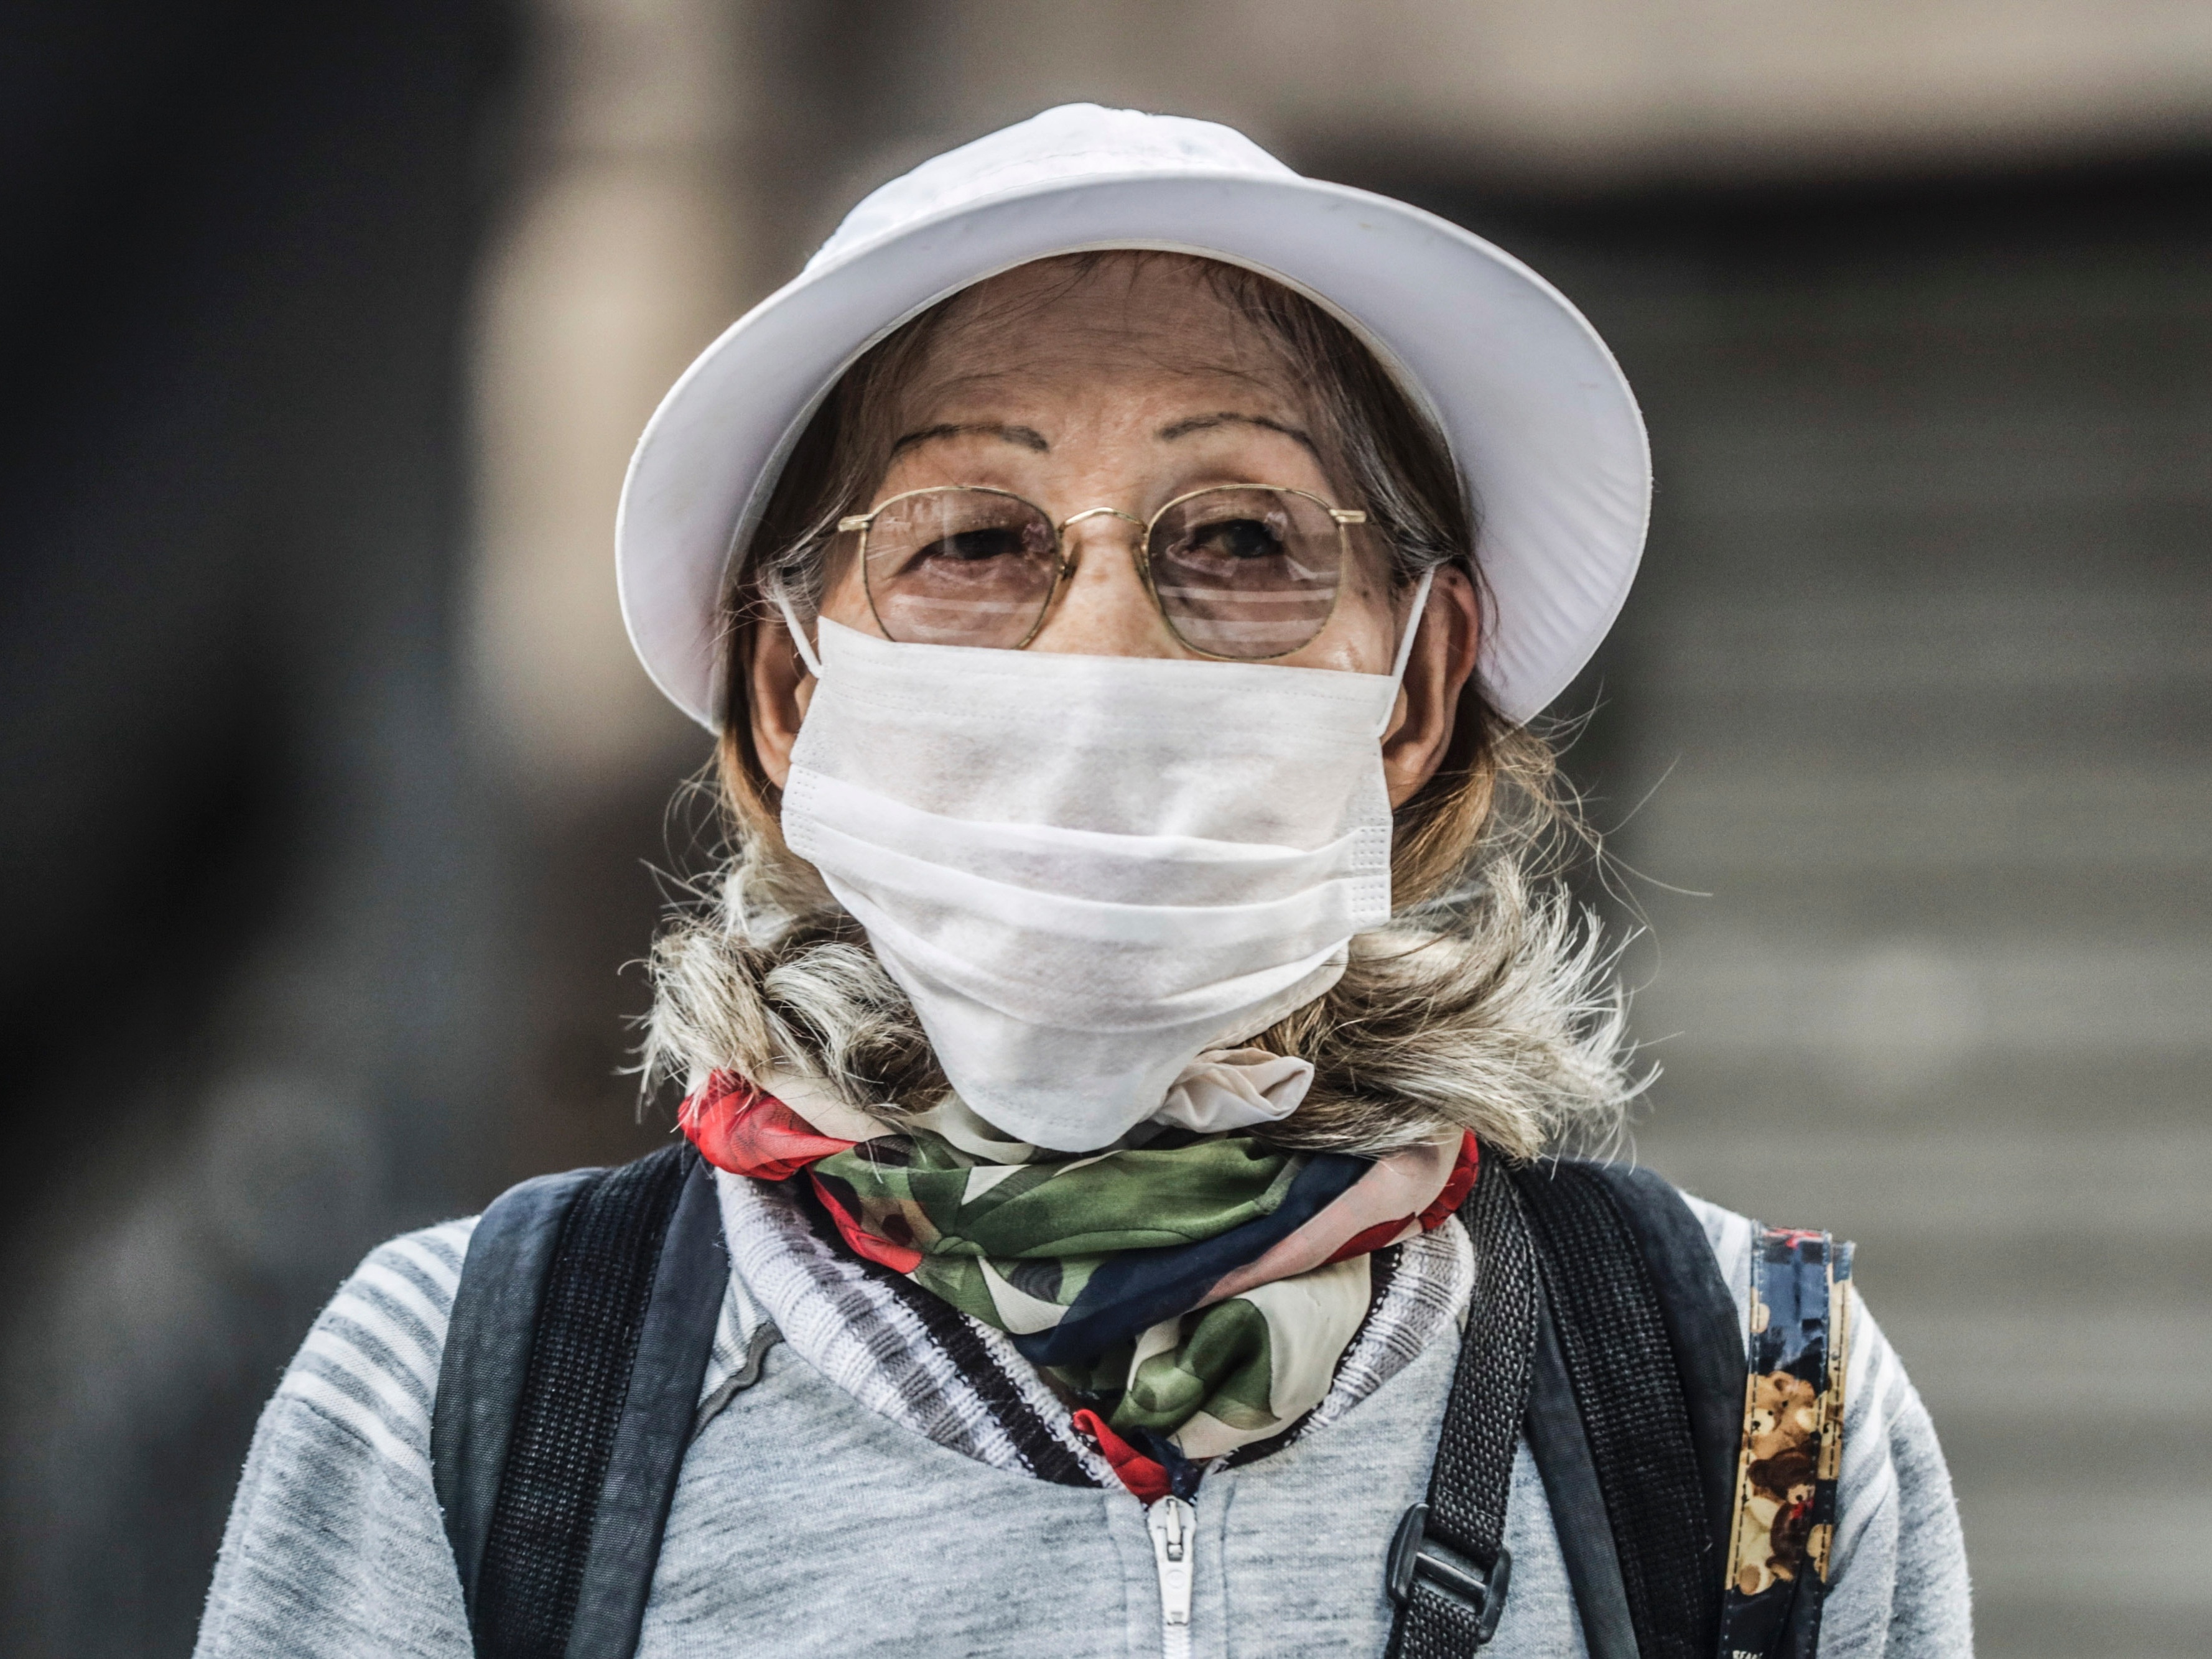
[617,170,1648,728]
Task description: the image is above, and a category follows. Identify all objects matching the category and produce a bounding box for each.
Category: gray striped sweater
[194,1169,1971,1658]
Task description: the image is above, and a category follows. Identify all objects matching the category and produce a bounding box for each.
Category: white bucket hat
[616,103,1648,728]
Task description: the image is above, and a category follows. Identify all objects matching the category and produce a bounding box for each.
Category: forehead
[901,254,1299,406]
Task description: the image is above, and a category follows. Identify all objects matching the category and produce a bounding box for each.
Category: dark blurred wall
[0,4,514,1654]
[462,0,965,1189]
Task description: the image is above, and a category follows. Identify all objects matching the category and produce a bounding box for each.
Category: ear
[744,606,817,789]
[1382,565,1480,808]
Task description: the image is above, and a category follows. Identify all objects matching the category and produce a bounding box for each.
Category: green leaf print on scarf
[1118,1299,1277,1436]
[815,1132,1305,1259]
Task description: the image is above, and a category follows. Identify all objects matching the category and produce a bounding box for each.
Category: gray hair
[643,846,1636,1159]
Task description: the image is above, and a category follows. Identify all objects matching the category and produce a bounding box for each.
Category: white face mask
[776,577,1430,1153]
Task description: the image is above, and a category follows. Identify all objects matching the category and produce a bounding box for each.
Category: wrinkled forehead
[895,253,1311,412]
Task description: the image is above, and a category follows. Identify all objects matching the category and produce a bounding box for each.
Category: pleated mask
[777,583,1426,1153]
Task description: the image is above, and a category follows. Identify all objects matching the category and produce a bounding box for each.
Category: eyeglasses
[834,484,1368,660]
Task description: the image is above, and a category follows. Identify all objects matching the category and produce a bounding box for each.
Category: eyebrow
[1156,411,1320,456]
[888,421,1049,457]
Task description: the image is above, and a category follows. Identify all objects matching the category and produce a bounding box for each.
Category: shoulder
[1662,1179,1905,1429]
[1662,1181,1907,1430]
[271,1216,479,1476]
[1670,1187,1758,1324]
[198,1219,485,1657]
[272,1171,768,1477]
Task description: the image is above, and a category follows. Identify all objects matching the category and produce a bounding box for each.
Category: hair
[646,252,1634,1158]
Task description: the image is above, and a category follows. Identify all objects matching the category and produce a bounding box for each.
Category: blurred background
[2,1,2206,1653]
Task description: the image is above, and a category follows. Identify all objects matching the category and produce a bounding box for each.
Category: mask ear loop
[774,590,826,679]
[1376,565,1437,737]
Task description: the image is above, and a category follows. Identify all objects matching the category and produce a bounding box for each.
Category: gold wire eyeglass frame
[834,483,1369,659]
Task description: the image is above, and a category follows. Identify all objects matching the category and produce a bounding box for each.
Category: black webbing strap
[1385,1146,1541,1656]
[435,1167,601,1606]
[1513,1161,1718,1659]
[1523,1290,1639,1659]
[1578,1161,1749,1574]
[565,1155,730,1653]
[1386,1155,1744,1657]
[431,1143,728,1659]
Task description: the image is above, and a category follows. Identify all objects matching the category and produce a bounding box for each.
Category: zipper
[1146,1494,1194,1659]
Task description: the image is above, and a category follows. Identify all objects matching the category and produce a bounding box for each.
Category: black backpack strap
[430,1143,728,1659]
[1523,1292,1638,1659]
[435,1166,601,1610]
[565,1150,730,1653]
[1576,1161,1747,1569]
[1385,1144,1541,1655]
[1513,1160,1723,1659]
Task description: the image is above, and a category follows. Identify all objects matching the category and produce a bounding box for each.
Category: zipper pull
[1147,1494,1194,1635]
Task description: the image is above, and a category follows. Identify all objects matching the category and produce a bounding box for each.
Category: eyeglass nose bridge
[1054,506,1150,575]
[1057,506,1148,533]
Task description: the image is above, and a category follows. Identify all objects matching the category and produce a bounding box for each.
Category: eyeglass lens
[858,489,1061,648]
[857,485,1345,659]
[1147,486,1343,659]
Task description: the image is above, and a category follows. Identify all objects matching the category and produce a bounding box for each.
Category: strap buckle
[1387,1503,1512,1643]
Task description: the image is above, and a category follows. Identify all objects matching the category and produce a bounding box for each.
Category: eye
[917,526,1033,564]
[1180,514,1286,562]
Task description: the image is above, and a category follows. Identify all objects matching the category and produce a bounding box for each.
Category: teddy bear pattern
[1731,1369,1824,1595]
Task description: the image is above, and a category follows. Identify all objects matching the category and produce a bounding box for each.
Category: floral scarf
[681,1071,1475,1499]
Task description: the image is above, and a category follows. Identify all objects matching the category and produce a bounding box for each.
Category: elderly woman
[196,108,1969,1659]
